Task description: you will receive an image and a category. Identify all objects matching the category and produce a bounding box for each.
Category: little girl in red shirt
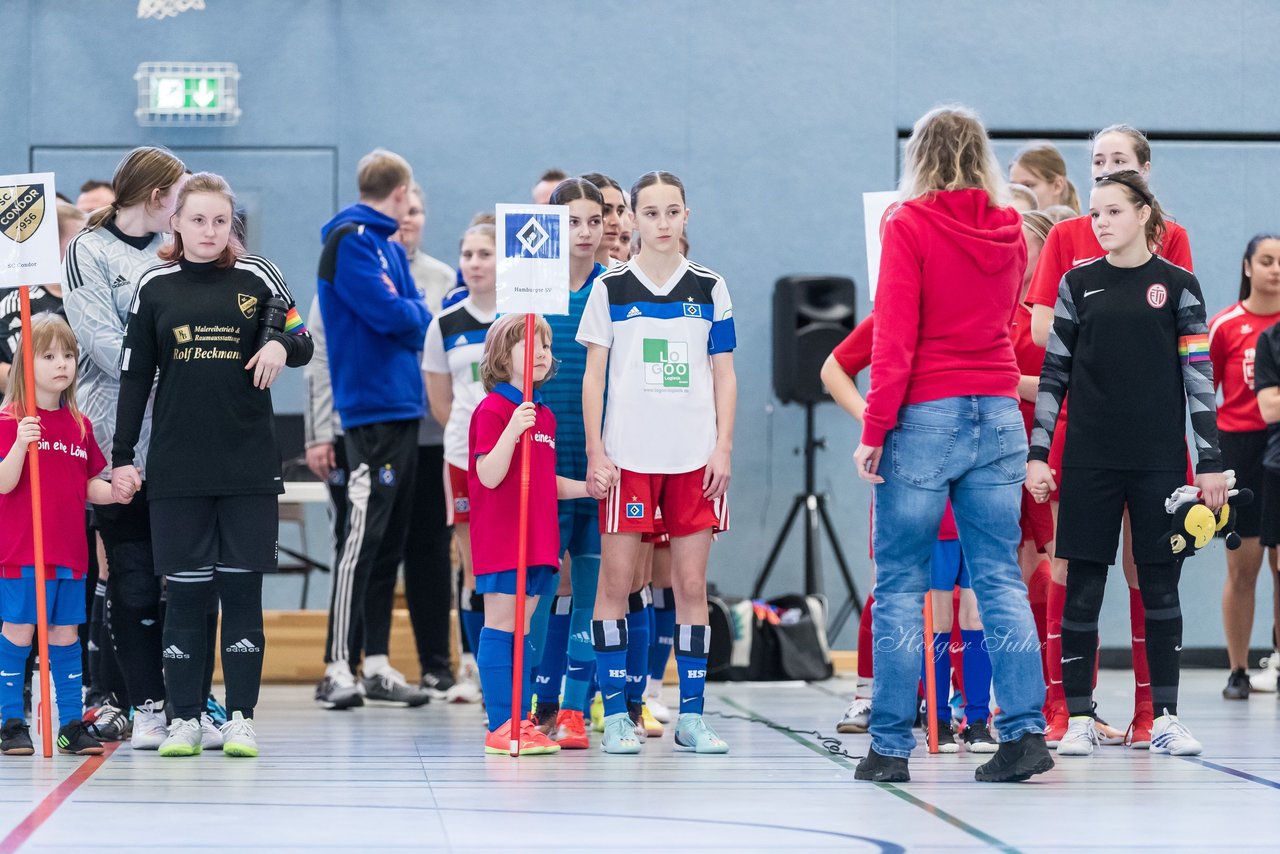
[468,313,593,755]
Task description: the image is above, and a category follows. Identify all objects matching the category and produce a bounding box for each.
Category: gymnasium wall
[3,0,1276,648]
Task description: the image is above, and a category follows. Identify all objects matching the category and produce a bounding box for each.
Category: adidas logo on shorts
[225,638,261,653]
[163,645,190,659]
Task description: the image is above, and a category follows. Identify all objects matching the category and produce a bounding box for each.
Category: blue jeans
[870,396,1045,758]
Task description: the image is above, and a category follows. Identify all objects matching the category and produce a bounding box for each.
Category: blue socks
[0,636,29,723]
[675,624,710,715]
[961,628,992,723]
[562,555,599,713]
[648,586,676,685]
[460,589,485,660]
[625,588,651,706]
[534,596,572,707]
[477,627,513,733]
[48,642,83,726]
[922,629,953,723]
[591,618,628,717]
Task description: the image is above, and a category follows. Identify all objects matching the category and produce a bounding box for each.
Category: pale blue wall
[3,0,1277,650]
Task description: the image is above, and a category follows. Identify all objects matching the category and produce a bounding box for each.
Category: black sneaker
[57,720,105,756]
[933,719,959,753]
[1222,668,1251,700]
[1,718,33,755]
[975,732,1054,783]
[361,670,431,707]
[420,669,456,700]
[855,747,910,782]
[315,674,364,710]
[960,720,999,754]
[87,701,131,741]
[535,702,559,736]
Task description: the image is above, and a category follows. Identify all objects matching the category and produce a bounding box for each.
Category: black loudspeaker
[772,276,857,404]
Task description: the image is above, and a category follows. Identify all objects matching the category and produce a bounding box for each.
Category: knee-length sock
[162,570,215,720]
[477,627,513,732]
[216,569,264,719]
[1129,585,1154,718]
[0,636,31,723]
[562,554,599,714]
[675,624,710,715]
[625,588,651,706]
[922,629,953,723]
[1061,561,1108,717]
[1045,580,1068,717]
[533,595,572,708]
[48,641,84,727]
[460,589,485,663]
[960,629,991,723]
[648,586,676,686]
[1136,561,1183,716]
[592,618,629,717]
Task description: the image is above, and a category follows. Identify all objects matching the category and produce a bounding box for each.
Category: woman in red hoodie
[852,105,1053,785]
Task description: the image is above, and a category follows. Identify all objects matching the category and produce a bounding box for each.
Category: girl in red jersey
[469,313,593,755]
[1026,125,1195,748]
[1212,234,1280,698]
[0,314,122,756]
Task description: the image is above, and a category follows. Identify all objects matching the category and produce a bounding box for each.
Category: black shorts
[1260,469,1280,548]
[1056,467,1187,565]
[1220,429,1267,539]
[149,494,279,575]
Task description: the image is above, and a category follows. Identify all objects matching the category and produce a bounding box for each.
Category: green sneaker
[674,713,729,754]
[158,718,202,757]
[600,712,642,754]
[221,712,258,758]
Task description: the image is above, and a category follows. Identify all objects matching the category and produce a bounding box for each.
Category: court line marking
[0,742,119,854]
[1179,756,1280,789]
[720,697,1023,854]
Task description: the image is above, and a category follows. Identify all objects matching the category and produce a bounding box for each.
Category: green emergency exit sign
[135,62,240,126]
[151,76,219,110]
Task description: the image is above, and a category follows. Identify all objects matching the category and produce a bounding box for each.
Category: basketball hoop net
[137,0,205,19]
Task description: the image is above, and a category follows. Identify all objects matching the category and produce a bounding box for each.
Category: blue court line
[720,697,1022,854]
[1179,756,1280,789]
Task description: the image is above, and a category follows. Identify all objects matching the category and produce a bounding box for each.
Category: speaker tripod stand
[751,402,863,638]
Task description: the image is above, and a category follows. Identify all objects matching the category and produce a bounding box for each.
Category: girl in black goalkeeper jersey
[1025,171,1226,759]
[112,173,313,758]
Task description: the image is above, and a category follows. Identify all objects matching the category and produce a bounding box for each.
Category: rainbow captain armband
[283,306,306,334]
[1178,333,1209,364]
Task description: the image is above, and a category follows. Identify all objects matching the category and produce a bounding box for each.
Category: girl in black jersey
[113,173,313,758]
[1026,171,1226,758]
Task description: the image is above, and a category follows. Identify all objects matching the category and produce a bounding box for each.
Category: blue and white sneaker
[1150,710,1202,756]
[206,694,229,728]
[600,712,642,754]
[674,713,729,754]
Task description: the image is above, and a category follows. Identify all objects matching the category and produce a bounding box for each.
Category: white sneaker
[200,713,223,751]
[221,712,258,758]
[158,717,202,757]
[644,684,672,724]
[1056,716,1099,756]
[446,657,483,704]
[130,699,168,750]
[1251,651,1280,692]
[1150,710,1202,756]
[837,697,872,734]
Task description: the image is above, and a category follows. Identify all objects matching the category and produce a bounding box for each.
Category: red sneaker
[484,720,562,755]
[1044,709,1068,748]
[1126,701,1154,749]
[553,709,589,749]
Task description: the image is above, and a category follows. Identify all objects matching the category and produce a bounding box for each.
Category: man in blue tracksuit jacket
[314,149,433,710]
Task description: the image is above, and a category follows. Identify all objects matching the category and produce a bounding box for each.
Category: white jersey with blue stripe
[422,298,495,469]
[576,257,735,474]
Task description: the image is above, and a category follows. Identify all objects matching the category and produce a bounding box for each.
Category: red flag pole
[17,287,54,758]
[923,591,938,755]
[509,312,537,756]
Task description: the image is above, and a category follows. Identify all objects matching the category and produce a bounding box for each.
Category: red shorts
[445,463,470,524]
[601,468,728,537]
[1020,490,1054,552]
[642,508,671,548]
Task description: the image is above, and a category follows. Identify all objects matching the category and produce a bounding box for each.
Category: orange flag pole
[18,287,54,758]
[923,590,938,755]
[508,312,537,756]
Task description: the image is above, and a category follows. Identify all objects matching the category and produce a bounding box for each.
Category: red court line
[0,742,119,854]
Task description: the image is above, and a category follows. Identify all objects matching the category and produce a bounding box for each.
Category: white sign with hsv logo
[495,204,570,315]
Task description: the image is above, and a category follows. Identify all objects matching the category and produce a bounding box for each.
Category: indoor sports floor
[0,669,1275,852]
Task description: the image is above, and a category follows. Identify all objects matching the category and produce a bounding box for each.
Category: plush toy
[1159,470,1254,557]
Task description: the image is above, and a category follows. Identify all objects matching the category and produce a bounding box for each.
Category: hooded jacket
[862,188,1026,446]
[317,203,431,430]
